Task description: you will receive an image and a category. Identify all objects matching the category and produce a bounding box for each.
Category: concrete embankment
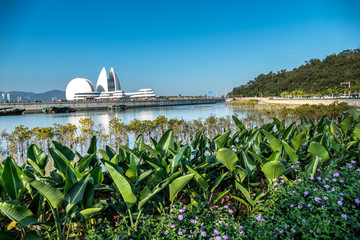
[230,97,360,108]
[259,98,360,108]
[1,98,225,114]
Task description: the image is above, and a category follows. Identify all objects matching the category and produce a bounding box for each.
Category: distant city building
[6,93,10,102]
[65,67,155,101]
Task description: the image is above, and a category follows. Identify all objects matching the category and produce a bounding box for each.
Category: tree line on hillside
[230,48,360,97]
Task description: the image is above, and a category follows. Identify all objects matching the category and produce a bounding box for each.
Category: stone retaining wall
[0,98,224,113]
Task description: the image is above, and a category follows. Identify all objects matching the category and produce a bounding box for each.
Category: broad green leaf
[169,173,194,203]
[273,117,285,131]
[216,148,239,173]
[102,160,137,208]
[241,152,257,180]
[125,155,138,182]
[77,154,96,173]
[27,159,45,177]
[91,167,104,185]
[230,194,249,207]
[213,189,230,204]
[64,166,78,193]
[282,140,298,164]
[25,178,64,209]
[0,202,37,227]
[268,150,281,162]
[308,142,330,160]
[340,115,352,137]
[232,115,246,131]
[171,146,190,173]
[248,150,267,166]
[64,174,91,213]
[87,136,97,154]
[291,132,305,151]
[261,130,282,152]
[79,207,103,219]
[350,106,360,122]
[134,134,145,152]
[214,130,231,150]
[2,157,24,200]
[282,122,296,140]
[49,148,77,177]
[305,156,320,177]
[261,161,286,181]
[210,172,228,193]
[353,124,360,140]
[156,129,175,156]
[52,141,75,161]
[235,181,254,206]
[186,166,209,192]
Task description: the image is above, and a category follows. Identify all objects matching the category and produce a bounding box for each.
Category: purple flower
[340,180,344,183]
[323,196,328,200]
[256,214,265,222]
[179,209,185,213]
[290,204,294,208]
[304,191,309,196]
[178,231,183,236]
[224,205,228,208]
[228,209,233,214]
[338,201,343,206]
[332,178,337,182]
[164,231,169,235]
[223,236,229,240]
[215,237,221,240]
[355,199,360,204]
[314,197,321,202]
[310,176,314,180]
[214,230,219,235]
[178,215,184,220]
[325,185,329,189]
[170,208,174,213]
[317,177,322,180]
[351,160,356,164]
[171,224,175,228]
[333,173,340,177]
[341,214,347,219]
[281,180,285,183]
[291,229,296,233]
[348,164,353,169]
[357,169,360,172]
[201,231,206,236]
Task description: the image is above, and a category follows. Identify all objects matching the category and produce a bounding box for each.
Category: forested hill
[230,48,360,97]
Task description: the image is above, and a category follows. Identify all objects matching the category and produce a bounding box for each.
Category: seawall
[1,98,225,113]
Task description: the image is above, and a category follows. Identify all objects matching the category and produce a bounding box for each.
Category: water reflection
[0,103,267,133]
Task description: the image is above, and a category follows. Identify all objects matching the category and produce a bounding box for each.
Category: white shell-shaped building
[65,67,155,100]
[65,78,95,100]
[96,67,121,92]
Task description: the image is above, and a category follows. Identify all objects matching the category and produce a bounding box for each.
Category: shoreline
[0,98,224,114]
[229,97,360,109]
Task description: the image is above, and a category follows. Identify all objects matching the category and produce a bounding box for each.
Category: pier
[1,98,225,114]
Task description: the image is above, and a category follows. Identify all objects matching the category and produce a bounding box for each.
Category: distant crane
[340,82,351,96]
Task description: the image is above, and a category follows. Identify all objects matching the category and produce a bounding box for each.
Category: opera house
[65,67,156,101]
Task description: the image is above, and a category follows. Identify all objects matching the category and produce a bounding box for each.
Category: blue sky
[0,0,359,96]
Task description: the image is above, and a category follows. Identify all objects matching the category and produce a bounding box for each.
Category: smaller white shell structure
[65,78,95,100]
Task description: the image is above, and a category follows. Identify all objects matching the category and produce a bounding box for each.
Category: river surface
[0,103,263,133]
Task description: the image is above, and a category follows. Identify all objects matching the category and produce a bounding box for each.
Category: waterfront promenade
[1,98,225,113]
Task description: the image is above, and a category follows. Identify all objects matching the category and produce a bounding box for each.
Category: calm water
[0,103,262,133]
